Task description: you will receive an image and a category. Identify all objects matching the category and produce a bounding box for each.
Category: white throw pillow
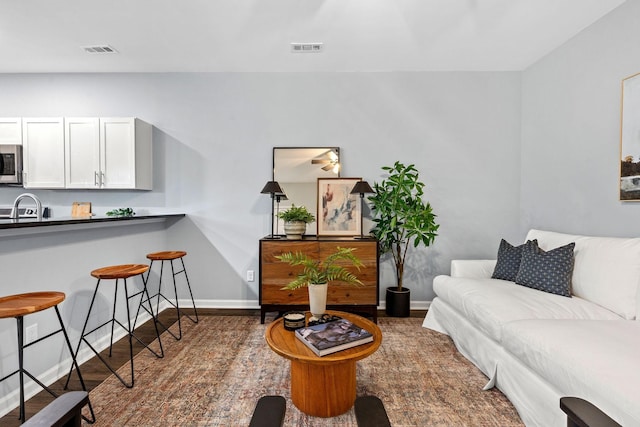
[525,229,640,320]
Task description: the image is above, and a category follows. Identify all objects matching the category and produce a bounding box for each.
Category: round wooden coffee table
[265,310,382,418]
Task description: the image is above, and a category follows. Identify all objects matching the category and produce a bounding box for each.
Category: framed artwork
[317,177,361,236]
[620,72,640,200]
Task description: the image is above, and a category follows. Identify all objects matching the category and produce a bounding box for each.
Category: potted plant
[277,204,316,240]
[276,247,364,319]
[368,161,439,317]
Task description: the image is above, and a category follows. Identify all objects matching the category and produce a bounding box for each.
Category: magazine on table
[295,318,374,356]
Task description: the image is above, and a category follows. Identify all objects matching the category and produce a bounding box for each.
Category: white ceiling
[0,0,627,73]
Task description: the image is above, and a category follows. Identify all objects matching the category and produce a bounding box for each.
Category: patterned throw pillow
[515,242,575,297]
[492,239,538,282]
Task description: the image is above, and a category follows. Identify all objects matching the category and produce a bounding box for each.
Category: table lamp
[350,180,374,239]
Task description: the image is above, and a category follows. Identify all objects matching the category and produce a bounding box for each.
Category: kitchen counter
[0,213,185,236]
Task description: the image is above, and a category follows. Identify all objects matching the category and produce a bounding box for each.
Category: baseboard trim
[189,299,431,311]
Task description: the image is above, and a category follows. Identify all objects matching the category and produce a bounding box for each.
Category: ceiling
[0,0,627,73]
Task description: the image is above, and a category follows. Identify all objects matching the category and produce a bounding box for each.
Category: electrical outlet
[246,270,255,282]
[26,324,38,343]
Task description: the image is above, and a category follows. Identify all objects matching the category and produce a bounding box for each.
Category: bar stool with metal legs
[0,291,95,424]
[65,264,164,389]
[144,251,198,340]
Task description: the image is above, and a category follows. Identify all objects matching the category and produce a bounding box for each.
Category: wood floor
[0,308,426,426]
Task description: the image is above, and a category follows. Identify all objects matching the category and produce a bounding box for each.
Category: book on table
[294,318,374,356]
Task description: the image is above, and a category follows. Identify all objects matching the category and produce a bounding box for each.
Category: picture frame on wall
[620,72,640,201]
[317,177,361,236]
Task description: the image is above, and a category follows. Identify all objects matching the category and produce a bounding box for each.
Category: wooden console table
[259,236,379,323]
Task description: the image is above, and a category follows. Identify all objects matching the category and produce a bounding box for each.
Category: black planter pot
[385,286,411,317]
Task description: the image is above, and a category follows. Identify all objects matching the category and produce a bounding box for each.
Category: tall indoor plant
[369,161,439,317]
[276,247,363,319]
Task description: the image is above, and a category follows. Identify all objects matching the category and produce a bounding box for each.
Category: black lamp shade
[351,180,374,195]
[261,181,284,195]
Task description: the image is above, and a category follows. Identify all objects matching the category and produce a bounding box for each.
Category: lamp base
[263,234,284,240]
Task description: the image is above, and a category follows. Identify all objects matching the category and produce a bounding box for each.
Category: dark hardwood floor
[0,308,426,426]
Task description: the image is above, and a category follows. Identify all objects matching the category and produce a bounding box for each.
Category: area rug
[82,315,523,426]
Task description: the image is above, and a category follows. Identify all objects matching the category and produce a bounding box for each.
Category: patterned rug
[82,315,523,426]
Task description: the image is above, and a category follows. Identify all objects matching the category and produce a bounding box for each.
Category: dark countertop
[0,213,185,230]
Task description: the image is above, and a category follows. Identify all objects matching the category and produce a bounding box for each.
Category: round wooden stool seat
[146,250,187,261]
[0,291,65,319]
[91,264,149,280]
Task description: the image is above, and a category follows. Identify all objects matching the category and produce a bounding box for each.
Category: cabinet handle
[94,171,99,187]
[100,172,105,187]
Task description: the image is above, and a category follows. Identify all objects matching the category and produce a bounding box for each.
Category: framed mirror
[620,72,640,200]
[273,147,340,235]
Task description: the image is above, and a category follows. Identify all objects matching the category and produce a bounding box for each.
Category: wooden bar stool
[65,264,163,389]
[0,292,95,423]
[144,251,198,340]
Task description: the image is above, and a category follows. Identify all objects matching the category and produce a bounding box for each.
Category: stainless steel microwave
[0,144,22,184]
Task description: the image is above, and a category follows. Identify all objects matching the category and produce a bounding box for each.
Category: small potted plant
[276,247,363,319]
[369,161,439,317]
[277,204,315,240]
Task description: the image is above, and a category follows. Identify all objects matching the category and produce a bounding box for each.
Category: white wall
[0,71,522,306]
[521,0,640,236]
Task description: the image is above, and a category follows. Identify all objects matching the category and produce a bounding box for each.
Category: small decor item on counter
[106,207,135,217]
[295,318,373,357]
[277,204,315,240]
[71,202,92,218]
[283,311,306,331]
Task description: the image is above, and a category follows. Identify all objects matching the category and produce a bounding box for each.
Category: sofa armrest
[450,260,496,278]
[22,391,89,427]
[560,397,621,427]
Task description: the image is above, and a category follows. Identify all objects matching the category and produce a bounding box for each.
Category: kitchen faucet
[10,193,43,221]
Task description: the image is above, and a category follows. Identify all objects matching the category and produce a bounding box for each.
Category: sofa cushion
[491,239,538,282]
[515,242,574,297]
[526,229,640,319]
[502,319,640,426]
[432,275,622,343]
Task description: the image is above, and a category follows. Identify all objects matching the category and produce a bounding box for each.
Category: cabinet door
[100,117,136,189]
[0,118,22,145]
[22,118,65,188]
[65,118,100,188]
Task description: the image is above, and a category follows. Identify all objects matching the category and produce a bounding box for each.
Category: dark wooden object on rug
[355,396,391,427]
[560,397,621,427]
[248,395,286,427]
[22,391,89,427]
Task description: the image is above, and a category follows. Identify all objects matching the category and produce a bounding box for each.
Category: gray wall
[0,72,523,310]
[521,0,640,236]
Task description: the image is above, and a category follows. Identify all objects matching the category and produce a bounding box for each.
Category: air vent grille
[82,45,118,54]
[291,43,323,53]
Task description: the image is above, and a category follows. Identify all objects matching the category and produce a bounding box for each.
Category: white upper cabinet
[65,117,100,188]
[20,117,152,190]
[99,118,152,190]
[0,118,22,145]
[22,117,65,189]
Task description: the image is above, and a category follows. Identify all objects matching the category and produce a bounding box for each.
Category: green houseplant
[277,204,315,240]
[369,161,439,317]
[276,247,364,318]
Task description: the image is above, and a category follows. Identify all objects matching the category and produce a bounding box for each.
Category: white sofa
[423,229,640,427]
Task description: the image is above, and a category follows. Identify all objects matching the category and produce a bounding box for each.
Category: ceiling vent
[291,43,323,53]
[82,45,118,54]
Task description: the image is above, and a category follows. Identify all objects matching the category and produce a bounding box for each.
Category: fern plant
[276,246,364,290]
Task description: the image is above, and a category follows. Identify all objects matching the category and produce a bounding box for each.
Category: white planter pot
[284,221,306,240]
[308,282,328,319]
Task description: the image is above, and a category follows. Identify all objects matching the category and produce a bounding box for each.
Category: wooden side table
[265,311,382,418]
